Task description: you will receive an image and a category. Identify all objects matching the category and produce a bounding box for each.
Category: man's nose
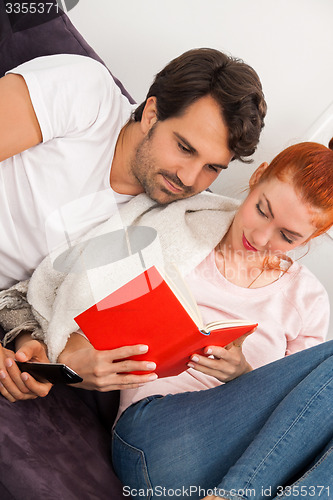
[176,162,202,187]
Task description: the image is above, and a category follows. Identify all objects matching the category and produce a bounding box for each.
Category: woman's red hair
[256,140,333,238]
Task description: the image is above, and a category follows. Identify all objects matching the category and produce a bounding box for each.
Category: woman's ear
[249,162,269,187]
[140,96,158,134]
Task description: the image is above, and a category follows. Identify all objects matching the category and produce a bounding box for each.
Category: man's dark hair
[133,48,267,162]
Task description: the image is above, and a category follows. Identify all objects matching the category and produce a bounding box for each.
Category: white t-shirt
[118,250,329,418]
[0,54,135,289]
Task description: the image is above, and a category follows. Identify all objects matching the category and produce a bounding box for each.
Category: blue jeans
[112,341,333,500]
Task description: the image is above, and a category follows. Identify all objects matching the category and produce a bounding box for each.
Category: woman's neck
[215,241,286,289]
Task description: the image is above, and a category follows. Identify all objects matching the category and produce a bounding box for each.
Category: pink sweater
[118,251,329,418]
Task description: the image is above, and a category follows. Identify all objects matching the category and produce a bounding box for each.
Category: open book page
[206,319,256,332]
[160,263,203,329]
[160,264,255,334]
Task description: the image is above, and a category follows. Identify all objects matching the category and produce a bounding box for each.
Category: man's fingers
[0,381,17,403]
[16,339,48,363]
[3,359,31,393]
[19,373,52,398]
[0,368,33,400]
[0,359,52,401]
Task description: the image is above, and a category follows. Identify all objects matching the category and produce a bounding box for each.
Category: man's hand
[0,339,52,403]
[188,334,252,383]
[58,333,158,391]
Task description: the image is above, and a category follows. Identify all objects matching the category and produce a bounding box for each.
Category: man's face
[131,95,233,204]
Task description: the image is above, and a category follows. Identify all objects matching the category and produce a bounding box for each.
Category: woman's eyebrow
[283,228,304,238]
[263,194,303,238]
[263,194,274,218]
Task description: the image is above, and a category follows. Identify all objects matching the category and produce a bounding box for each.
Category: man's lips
[161,175,184,193]
[242,234,258,252]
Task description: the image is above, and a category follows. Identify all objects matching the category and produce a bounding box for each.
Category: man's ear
[140,96,158,134]
[249,162,269,187]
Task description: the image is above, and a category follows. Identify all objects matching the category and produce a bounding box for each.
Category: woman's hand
[58,333,158,391]
[0,338,52,402]
[188,335,252,383]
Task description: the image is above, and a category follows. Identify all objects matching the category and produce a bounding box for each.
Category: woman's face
[226,177,319,257]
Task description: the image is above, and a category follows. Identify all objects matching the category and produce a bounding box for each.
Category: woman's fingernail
[191,355,199,362]
[205,348,212,354]
[187,363,195,369]
[5,358,13,368]
[139,345,149,352]
[146,362,156,370]
[148,374,158,381]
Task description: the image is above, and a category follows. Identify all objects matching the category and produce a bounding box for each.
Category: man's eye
[207,165,219,173]
[178,142,191,154]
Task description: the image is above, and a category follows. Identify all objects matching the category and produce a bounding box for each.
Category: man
[0,46,266,401]
[0,48,266,286]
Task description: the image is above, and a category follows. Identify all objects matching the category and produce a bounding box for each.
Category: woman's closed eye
[256,202,268,218]
[280,232,294,244]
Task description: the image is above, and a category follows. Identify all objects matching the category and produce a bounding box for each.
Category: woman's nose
[252,226,272,249]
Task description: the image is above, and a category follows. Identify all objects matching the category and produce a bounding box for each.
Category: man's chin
[149,188,195,205]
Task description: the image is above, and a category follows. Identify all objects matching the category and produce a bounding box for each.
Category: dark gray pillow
[0,0,135,103]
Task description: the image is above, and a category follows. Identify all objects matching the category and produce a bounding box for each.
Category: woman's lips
[242,234,258,252]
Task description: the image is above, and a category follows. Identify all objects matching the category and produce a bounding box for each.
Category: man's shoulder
[7,53,110,84]
[7,54,122,131]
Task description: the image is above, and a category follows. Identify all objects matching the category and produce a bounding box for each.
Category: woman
[111,141,333,499]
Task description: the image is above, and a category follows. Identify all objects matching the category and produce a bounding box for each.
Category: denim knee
[112,429,153,500]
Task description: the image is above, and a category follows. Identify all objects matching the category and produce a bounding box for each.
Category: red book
[74,266,257,378]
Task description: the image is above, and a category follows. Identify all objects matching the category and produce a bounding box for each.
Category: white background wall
[67,0,333,339]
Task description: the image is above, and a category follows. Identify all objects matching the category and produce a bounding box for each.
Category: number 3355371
[5,3,59,14]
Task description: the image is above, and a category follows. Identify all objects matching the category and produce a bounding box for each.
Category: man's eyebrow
[174,132,197,154]
[174,132,228,170]
[263,194,303,238]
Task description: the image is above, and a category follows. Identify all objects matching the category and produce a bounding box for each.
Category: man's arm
[0,74,42,162]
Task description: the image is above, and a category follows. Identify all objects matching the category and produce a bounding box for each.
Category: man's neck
[110,120,145,196]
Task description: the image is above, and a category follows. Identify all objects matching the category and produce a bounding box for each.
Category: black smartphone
[16,361,83,384]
